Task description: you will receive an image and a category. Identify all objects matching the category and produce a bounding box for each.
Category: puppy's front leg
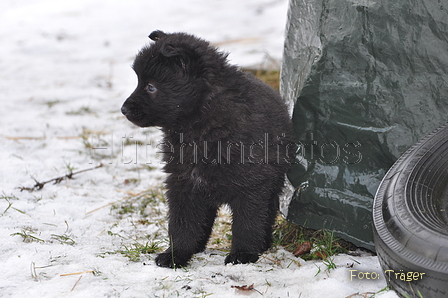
[155,189,213,268]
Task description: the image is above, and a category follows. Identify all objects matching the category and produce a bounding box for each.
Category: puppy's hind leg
[262,189,281,251]
[225,194,270,265]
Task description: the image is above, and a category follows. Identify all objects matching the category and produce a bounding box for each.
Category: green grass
[102,229,165,262]
[110,187,166,219]
[272,217,355,264]
[1,193,24,215]
[403,291,425,298]
[116,241,164,262]
[45,99,61,108]
[369,286,392,297]
[51,234,76,245]
[104,187,168,261]
[11,228,44,243]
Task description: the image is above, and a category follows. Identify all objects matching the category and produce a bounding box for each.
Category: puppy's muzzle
[121,105,130,117]
[121,102,144,126]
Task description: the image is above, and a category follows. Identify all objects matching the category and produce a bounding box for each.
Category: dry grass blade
[60,271,94,276]
[30,262,38,279]
[71,275,83,292]
[86,188,158,214]
[1,135,46,142]
[56,136,80,140]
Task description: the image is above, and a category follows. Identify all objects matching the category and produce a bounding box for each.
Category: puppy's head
[121,30,227,129]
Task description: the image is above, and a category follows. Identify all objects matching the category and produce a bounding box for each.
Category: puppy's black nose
[121,105,129,116]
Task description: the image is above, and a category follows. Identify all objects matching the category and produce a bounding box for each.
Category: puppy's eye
[146,84,157,93]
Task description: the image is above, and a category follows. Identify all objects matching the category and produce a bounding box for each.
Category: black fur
[121,31,295,268]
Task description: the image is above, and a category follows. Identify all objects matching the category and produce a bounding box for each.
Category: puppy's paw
[155,252,175,268]
[155,250,190,269]
[224,252,259,265]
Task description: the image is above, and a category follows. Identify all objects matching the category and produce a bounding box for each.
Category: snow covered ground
[0,0,399,297]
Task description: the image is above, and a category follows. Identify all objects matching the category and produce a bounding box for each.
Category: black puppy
[121,30,295,268]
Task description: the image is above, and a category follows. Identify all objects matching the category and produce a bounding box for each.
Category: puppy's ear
[148,30,167,41]
[160,44,182,58]
[160,44,189,73]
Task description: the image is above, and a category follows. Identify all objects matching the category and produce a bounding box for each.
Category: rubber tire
[373,122,448,298]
